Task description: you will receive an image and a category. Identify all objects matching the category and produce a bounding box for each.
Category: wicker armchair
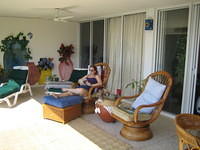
[175,114,200,150]
[111,71,173,141]
[82,62,111,114]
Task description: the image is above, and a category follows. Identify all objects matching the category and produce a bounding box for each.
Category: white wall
[143,8,156,78]
[0,17,79,76]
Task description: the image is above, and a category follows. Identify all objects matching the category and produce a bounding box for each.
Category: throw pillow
[131,77,166,114]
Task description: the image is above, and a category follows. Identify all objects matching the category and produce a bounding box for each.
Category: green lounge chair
[0,66,32,107]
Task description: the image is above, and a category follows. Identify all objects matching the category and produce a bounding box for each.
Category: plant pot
[27,62,40,85]
[38,69,52,84]
[59,61,73,81]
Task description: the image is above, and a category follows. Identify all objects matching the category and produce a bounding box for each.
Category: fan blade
[58,16,74,20]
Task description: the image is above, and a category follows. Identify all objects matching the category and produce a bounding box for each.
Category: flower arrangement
[37,58,54,71]
[57,43,74,63]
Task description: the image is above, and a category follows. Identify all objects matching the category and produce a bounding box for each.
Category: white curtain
[122,13,145,96]
[182,4,200,113]
[107,17,122,92]
[155,11,167,71]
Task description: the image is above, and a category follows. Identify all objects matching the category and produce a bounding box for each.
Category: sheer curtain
[154,11,167,71]
[107,17,122,92]
[122,13,145,96]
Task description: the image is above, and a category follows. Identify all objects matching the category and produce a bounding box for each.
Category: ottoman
[43,95,84,124]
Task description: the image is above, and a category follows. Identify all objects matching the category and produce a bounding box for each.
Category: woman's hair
[90,65,98,75]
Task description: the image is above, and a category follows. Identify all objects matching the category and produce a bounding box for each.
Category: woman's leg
[52,91,73,98]
[62,88,88,96]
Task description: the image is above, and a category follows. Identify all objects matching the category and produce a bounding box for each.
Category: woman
[53,65,102,98]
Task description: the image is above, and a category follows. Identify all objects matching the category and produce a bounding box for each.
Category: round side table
[95,99,116,123]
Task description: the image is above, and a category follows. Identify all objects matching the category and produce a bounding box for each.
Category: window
[80,20,104,67]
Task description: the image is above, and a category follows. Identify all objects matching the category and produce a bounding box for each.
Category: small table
[45,81,73,89]
[45,81,74,95]
[95,97,117,122]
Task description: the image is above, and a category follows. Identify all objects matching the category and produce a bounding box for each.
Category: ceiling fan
[53,8,74,22]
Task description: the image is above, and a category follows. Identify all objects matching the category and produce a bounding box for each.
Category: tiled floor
[0,86,178,150]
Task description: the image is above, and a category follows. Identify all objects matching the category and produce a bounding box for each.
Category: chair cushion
[8,69,28,86]
[0,80,20,98]
[132,77,166,113]
[43,95,84,108]
[112,106,151,122]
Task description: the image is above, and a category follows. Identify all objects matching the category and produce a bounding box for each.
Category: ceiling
[0,0,191,22]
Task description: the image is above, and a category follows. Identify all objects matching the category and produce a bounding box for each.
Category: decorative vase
[59,58,73,81]
[38,69,52,84]
[27,62,40,85]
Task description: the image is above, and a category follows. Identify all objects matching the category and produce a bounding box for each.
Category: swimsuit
[77,77,97,91]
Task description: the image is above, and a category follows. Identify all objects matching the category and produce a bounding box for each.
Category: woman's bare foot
[62,88,68,92]
[52,93,60,98]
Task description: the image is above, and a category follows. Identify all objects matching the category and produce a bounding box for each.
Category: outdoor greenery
[174,35,187,85]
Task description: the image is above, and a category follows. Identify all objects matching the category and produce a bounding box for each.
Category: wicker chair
[175,114,200,150]
[111,71,173,141]
[82,62,111,114]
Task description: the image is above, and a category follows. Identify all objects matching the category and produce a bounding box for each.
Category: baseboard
[161,111,175,119]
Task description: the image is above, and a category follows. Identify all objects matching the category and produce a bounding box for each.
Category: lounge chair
[0,66,32,107]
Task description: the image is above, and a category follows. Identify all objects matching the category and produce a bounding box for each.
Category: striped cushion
[112,106,151,122]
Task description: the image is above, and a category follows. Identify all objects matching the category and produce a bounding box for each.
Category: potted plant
[57,43,75,81]
[125,79,146,94]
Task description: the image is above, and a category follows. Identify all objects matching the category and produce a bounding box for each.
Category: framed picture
[145,19,153,30]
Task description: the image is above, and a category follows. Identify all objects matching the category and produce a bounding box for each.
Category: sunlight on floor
[0,98,103,150]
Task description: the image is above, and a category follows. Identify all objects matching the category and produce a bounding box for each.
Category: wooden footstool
[43,95,83,124]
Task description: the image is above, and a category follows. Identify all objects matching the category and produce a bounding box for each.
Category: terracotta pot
[59,59,73,81]
[27,62,40,85]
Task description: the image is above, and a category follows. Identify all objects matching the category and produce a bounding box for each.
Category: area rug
[68,118,133,150]
[0,99,132,150]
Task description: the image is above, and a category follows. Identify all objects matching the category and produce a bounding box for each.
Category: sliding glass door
[80,22,90,68]
[155,8,189,114]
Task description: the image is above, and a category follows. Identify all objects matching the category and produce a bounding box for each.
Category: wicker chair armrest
[87,85,103,99]
[133,100,164,122]
[114,94,140,106]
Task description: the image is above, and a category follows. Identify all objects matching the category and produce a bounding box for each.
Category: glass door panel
[161,8,189,114]
[80,22,90,68]
[93,20,104,64]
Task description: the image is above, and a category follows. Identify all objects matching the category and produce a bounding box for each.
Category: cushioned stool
[43,95,83,124]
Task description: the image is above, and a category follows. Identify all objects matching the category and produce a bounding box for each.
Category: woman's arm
[78,75,88,85]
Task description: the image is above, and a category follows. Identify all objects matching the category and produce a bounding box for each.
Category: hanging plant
[57,43,74,63]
